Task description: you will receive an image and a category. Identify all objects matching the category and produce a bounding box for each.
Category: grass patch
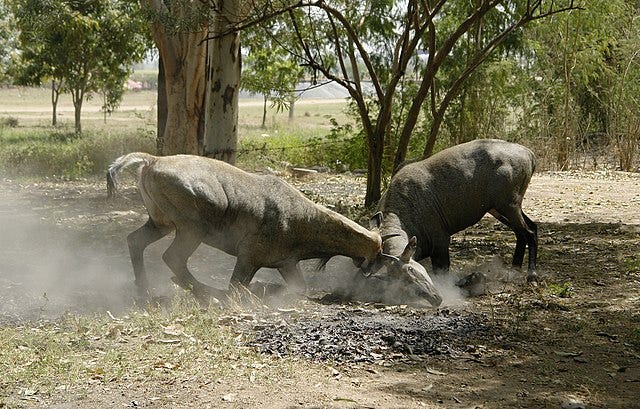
[0,124,362,179]
[0,86,355,178]
[238,130,366,172]
[0,293,287,406]
[547,282,575,298]
[623,254,640,274]
[0,95,357,178]
[0,127,155,179]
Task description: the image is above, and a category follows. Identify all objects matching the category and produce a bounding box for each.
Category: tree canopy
[10,0,150,133]
[237,0,581,204]
[4,0,639,204]
[241,26,304,128]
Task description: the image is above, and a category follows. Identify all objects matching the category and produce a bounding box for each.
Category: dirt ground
[0,170,639,408]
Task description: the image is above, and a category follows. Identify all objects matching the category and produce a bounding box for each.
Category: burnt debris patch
[246,306,488,363]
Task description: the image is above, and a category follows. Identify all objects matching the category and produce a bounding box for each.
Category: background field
[0,86,362,178]
[0,87,349,134]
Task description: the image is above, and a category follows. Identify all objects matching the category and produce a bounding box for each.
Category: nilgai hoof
[170,276,223,305]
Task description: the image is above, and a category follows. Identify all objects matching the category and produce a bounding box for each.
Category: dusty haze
[0,176,481,323]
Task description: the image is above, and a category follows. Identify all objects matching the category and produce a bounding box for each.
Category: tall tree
[204,0,242,163]
[11,0,149,133]
[523,0,640,169]
[241,26,304,128]
[255,0,581,205]
[142,0,208,155]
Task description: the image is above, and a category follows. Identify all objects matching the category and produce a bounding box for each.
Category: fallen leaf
[426,368,447,376]
[554,350,583,358]
[221,393,236,402]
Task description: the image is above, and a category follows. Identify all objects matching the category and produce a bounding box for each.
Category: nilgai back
[378,138,538,280]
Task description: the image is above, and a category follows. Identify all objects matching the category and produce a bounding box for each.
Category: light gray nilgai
[106,153,442,306]
[377,138,538,283]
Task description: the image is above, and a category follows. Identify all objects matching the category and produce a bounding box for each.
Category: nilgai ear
[369,212,383,230]
[400,236,418,263]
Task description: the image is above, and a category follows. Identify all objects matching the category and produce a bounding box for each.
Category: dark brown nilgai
[107,153,442,305]
[377,138,538,283]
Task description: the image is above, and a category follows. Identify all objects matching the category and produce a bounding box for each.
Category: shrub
[0,129,155,178]
[1,117,18,128]
[237,119,367,172]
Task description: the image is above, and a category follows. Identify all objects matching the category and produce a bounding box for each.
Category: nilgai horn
[107,153,442,305]
[377,138,538,284]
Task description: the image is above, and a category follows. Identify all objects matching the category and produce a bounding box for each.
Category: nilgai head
[365,213,443,307]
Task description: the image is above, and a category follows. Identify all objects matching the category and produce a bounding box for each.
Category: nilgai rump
[378,139,538,281]
[107,153,441,304]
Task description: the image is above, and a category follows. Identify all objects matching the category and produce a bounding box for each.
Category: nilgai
[107,153,442,305]
[377,138,538,283]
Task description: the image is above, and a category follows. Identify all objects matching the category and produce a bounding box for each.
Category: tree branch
[422,0,583,157]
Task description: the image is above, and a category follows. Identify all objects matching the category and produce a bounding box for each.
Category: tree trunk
[288,97,295,121]
[156,54,167,155]
[365,128,385,207]
[261,94,268,128]
[393,70,433,170]
[71,87,83,134]
[161,74,202,154]
[143,0,206,156]
[51,80,60,126]
[102,90,108,124]
[159,44,206,155]
[204,0,241,164]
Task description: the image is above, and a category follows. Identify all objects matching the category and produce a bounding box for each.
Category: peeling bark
[142,0,206,155]
[204,0,241,164]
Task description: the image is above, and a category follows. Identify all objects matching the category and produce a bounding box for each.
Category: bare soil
[0,170,639,408]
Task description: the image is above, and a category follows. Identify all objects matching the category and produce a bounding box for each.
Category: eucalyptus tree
[142,0,245,159]
[433,1,530,147]
[11,0,149,133]
[245,0,581,205]
[203,0,243,163]
[142,0,209,155]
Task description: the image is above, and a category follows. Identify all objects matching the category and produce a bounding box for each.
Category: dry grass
[0,292,302,407]
[0,87,354,177]
[0,87,349,136]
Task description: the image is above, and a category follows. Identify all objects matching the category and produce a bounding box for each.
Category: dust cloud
[0,183,298,323]
[0,193,247,322]
[304,256,469,307]
[0,180,517,323]
[0,204,138,323]
[305,254,522,308]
